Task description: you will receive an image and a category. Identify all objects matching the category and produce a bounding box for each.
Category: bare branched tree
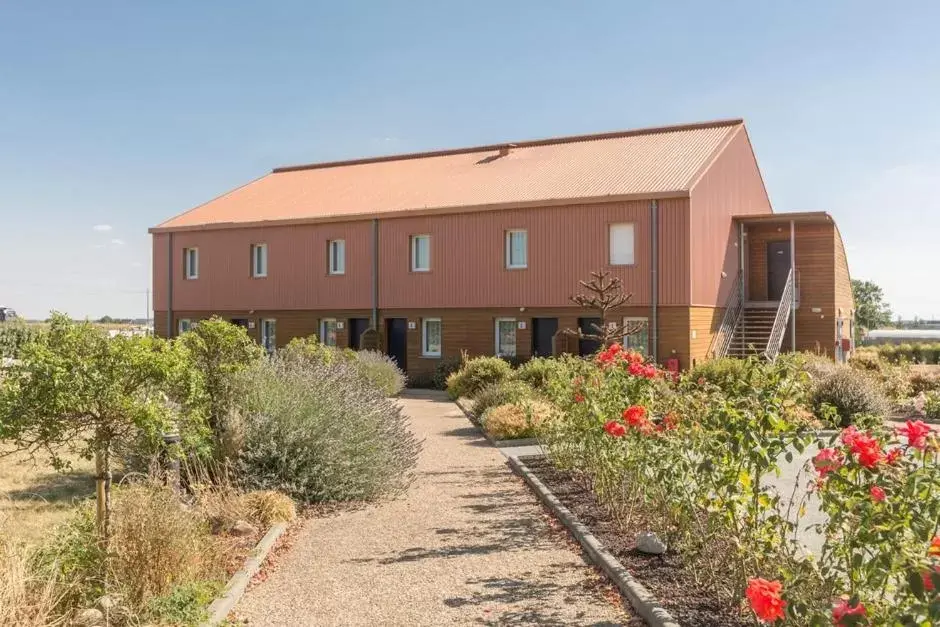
[565,270,646,347]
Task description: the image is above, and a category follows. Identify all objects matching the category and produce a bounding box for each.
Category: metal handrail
[709,271,744,359]
[764,268,794,362]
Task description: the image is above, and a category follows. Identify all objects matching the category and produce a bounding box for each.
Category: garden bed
[519,455,750,627]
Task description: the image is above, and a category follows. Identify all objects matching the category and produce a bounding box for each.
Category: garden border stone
[453,397,540,448]
[508,455,681,627]
[202,522,289,626]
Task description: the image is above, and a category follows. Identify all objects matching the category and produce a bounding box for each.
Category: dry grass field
[0,447,95,544]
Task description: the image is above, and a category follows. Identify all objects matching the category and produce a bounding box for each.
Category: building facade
[151,119,854,376]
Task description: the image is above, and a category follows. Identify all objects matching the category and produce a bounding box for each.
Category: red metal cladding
[688,127,773,307]
[153,222,373,312]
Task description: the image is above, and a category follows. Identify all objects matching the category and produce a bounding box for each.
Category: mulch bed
[519,455,751,627]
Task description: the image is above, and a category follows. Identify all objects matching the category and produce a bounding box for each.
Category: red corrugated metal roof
[153,119,744,232]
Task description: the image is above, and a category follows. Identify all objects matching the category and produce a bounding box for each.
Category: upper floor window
[251,243,268,277]
[411,235,430,272]
[505,230,527,269]
[184,248,198,280]
[495,318,517,357]
[609,223,635,266]
[328,240,345,275]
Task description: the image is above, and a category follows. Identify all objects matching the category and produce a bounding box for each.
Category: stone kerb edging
[508,455,681,627]
[202,522,289,626]
[453,397,541,448]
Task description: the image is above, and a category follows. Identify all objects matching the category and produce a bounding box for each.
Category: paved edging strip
[202,522,289,626]
[453,397,540,448]
[508,455,680,627]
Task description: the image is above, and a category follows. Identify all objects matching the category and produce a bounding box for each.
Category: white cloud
[92,224,112,232]
[110,239,125,246]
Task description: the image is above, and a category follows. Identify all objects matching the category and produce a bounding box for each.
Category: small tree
[0,314,196,542]
[176,317,263,454]
[852,279,892,339]
[566,270,646,348]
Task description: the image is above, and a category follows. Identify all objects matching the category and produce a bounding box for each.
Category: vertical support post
[166,232,174,338]
[738,222,746,302]
[371,219,379,330]
[650,200,659,364]
[790,219,796,352]
[161,431,182,494]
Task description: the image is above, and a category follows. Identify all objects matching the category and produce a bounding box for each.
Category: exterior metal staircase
[710,269,794,362]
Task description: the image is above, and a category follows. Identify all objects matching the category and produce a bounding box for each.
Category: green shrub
[811,367,889,428]
[689,357,753,395]
[353,350,406,396]
[0,322,38,360]
[279,335,339,366]
[235,357,421,503]
[472,380,534,417]
[910,370,940,395]
[925,391,940,420]
[430,356,463,390]
[514,357,567,392]
[481,400,555,440]
[446,356,513,399]
[143,581,221,626]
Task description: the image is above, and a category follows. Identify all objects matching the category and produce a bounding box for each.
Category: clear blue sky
[1,1,938,320]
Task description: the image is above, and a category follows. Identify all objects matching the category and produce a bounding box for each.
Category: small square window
[495,318,517,357]
[609,223,635,266]
[505,230,527,269]
[251,244,268,277]
[328,240,345,275]
[178,319,192,335]
[411,235,430,272]
[623,317,649,356]
[422,318,441,357]
[320,318,338,347]
[184,248,198,280]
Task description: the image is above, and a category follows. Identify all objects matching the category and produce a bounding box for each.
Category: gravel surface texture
[237,390,632,626]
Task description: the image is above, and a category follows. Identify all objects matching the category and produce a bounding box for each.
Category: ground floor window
[178,319,192,335]
[261,319,276,354]
[422,318,442,357]
[495,318,517,357]
[623,317,649,356]
[320,318,337,346]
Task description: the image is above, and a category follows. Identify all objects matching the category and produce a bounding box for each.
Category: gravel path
[237,390,631,626]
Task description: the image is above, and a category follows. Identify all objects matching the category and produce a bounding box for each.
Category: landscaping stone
[96,595,118,611]
[229,520,257,537]
[636,531,667,555]
[74,608,104,626]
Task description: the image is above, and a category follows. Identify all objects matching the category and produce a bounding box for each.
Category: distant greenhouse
[862,329,940,345]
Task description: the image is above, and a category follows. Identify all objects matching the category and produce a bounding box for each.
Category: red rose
[603,420,626,438]
[642,364,658,379]
[840,426,860,446]
[832,598,866,626]
[885,447,903,465]
[929,535,940,557]
[745,578,786,623]
[622,405,648,427]
[898,419,931,450]
[574,392,584,403]
[697,376,706,386]
[627,362,644,376]
[869,485,886,502]
[662,412,679,430]
[847,432,883,468]
[923,565,940,592]
[625,350,644,364]
[812,448,843,477]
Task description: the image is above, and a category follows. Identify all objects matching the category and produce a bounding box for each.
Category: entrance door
[385,318,408,370]
[766,241,791,301]
[348,318,370,350]
[531,318,558,357]
[577,317,602,356]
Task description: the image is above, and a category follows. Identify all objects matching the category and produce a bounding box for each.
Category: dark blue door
[348,318,370,350]
[532,318,558,357]
[385,318,407,370]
